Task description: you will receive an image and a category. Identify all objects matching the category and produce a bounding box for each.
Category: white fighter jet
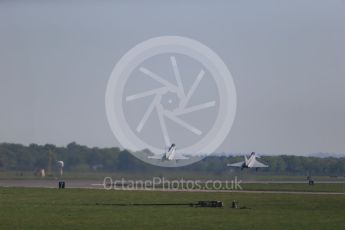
[148,144,189,161]
[227,152,268,170]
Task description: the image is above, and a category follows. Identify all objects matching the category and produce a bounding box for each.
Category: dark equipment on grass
[95,200,224,208]
[193,201,223,208]
[307,175,314,185]
[58,181,65,189]
[231,200,238,208]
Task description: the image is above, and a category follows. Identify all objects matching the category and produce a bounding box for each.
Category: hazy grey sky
[1,0,344,155]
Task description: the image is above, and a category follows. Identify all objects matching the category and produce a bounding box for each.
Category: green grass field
[241,183,345,193]
[1,187,345,230]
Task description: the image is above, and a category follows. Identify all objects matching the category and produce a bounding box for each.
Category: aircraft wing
[251,160,268,168]
[174,155,189,160]
[227,161,245,167]
[148,154,163,160]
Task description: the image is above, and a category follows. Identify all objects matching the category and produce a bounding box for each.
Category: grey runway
[1,179,345,195]
[0,179,98,189]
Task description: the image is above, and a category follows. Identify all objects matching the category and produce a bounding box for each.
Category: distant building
[36,169,45,177]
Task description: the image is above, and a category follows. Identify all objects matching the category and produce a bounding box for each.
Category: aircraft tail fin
[244,155,248,165]
[166,144,176,160]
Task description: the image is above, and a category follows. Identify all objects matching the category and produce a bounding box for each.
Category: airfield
[1,185,345,230]
[1,179,345,194]
[1,178,345,230]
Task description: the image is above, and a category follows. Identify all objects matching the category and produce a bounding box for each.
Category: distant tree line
[0,142,344,176]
